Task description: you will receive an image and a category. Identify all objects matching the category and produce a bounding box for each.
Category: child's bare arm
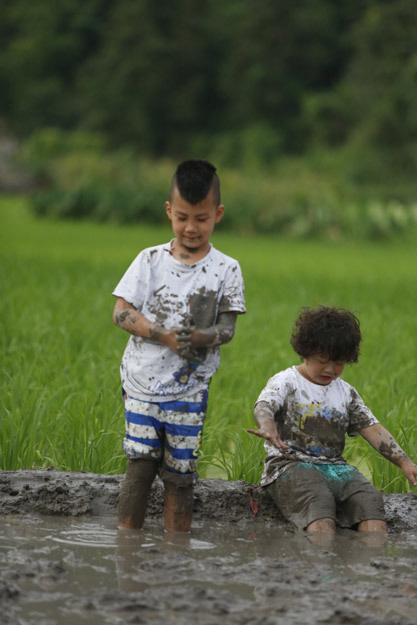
[360,423,417,486]
[247,401,290,450]
[113,297,184,356]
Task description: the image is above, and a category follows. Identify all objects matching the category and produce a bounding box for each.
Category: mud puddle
[1,514,417,625]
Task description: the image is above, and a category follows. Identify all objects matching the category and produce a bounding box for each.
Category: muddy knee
[357,519,387,534]
[306,518,336,534]
[125,457,158,484]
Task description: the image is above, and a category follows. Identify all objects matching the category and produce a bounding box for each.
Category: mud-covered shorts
[265,462,385,530]
[122,388,208,486]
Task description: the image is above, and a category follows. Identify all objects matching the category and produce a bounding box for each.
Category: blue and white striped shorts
[122,388,208,478]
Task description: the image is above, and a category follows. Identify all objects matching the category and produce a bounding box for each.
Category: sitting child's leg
[357,519,387,533]
[334,467,386,532]
[266,463,337,532]
[306,518,336,534]
[118,458,159,529]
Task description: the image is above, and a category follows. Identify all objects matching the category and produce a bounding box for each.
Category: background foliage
[14,127,417,240]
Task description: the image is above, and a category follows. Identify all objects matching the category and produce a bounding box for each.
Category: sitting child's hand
[247,421,290,450]
[400,459,417,487]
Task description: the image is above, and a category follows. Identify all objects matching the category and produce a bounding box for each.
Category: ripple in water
[49,522,117,548]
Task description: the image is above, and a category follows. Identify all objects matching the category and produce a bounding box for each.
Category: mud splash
[1,470,417,624]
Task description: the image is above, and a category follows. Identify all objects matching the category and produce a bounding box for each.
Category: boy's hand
[179,312,237,353]
[159,327,204,362]
[176,326,195,356]
[247,421,290,450]
[159,327,193,356]
[162,312,238,359]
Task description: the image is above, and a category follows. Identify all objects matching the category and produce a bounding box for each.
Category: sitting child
[248,306,417,534]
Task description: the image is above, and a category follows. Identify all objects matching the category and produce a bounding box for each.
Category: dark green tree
[77,0,225,154]
[1,0,416,181]
[218,0,364,153]
[345,0,417,177]
[0,0,112,134]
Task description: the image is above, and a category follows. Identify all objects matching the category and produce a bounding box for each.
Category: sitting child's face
[298,355,346,386]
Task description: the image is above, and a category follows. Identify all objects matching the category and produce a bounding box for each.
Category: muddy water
[1,515,416,625]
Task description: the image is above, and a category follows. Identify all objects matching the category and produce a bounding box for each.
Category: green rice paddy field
[1,197,416,492]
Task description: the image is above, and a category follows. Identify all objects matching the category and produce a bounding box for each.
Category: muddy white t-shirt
[113,242,246,401]
[256,366,379,486]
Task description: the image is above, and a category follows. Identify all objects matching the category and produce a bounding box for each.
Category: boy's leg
[158,388,208,532]
[163,481,194,532]
[120,391,165,529]
[118,458,159,529]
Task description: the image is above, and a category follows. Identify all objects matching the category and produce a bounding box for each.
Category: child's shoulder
[140,241,170,255]
[266,366,298,386]
[208,245,241,268]
[132,242,172,263]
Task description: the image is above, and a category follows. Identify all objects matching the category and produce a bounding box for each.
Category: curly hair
[290,306,361,363]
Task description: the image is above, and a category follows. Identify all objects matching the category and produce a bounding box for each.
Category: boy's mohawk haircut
[172,159,220,205]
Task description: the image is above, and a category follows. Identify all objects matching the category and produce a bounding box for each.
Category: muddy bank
[1,469,416,531]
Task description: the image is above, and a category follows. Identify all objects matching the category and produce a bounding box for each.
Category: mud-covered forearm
[113,298,164,340]
[248,401,289,450]
[360,424,410,467]
[361,423,417,486]
[378,436,410,467]
[191,312,237,348]
[254,401,275,427]
[193,325,234,348]
[113,300,238,359]
[113,297,197,357]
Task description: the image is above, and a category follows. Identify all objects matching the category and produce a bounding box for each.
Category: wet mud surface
[1,470,417,624]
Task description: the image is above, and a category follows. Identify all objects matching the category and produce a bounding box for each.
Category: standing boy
[248,306,417,535]
[113,159,246,531]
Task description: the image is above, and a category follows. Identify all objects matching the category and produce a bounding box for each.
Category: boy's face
[298,355,346,386]
[165,187,224,257]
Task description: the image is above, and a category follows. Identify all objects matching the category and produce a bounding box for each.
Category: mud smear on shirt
[189,289,217,328]
[1,472,417,625]
[147,290,182,325]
